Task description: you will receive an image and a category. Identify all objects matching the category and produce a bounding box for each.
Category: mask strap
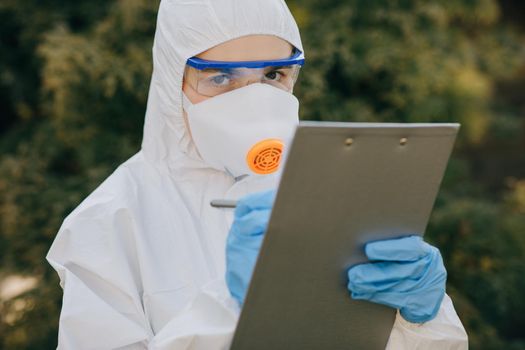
[181,92,194,112]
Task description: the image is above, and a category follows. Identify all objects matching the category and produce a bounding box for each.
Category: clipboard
[230,122,460,350]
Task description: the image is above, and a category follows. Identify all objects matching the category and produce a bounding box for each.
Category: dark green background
[0,0,524,348]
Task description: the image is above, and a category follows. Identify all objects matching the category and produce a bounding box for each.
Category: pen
[210,199,238,208]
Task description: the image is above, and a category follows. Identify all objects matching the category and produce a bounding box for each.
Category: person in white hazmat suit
[46,0,469,349]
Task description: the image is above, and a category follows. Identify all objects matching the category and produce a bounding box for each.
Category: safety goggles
[184,49,305,97]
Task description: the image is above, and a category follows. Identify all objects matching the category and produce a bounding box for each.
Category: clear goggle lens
[184,64,301,97]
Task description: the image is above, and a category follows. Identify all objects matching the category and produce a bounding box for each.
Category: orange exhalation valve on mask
[246,138,284,174]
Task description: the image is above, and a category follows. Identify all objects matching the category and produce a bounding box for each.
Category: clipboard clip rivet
[400,138,408,145]
[345,138,354,146]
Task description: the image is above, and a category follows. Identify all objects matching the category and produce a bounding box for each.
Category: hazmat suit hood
[46,0,469,348]
[142,0,304,175]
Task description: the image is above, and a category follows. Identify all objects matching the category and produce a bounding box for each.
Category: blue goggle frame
[186,49,305,70]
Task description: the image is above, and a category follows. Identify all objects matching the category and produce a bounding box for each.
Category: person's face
[182,35,294,105]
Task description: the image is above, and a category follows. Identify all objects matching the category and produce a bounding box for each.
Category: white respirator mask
[182,83,299,178]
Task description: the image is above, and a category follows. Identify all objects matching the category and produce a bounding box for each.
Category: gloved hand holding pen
[225,190,276,305]
[225,189,447,323]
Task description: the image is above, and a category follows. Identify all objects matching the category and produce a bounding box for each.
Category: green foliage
[0,0,112,131]
[1,0,524,349]
[291,0,522,145]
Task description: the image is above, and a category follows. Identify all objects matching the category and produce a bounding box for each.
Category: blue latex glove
[225,190,275,305]
[347,235,447,323]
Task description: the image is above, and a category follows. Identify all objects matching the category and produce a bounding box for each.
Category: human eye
[264,70,284,81]
[263,66,291,82]
[200,68,236,88]
[208,73,232,86]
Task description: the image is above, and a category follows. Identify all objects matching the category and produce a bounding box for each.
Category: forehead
[197,35,294,62]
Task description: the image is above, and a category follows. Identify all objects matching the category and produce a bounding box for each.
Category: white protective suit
[46,0,469,349]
